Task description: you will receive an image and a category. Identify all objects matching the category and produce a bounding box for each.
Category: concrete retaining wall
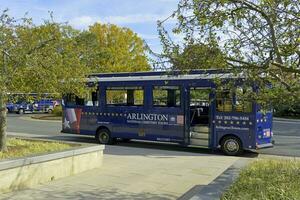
[0,145,104,194]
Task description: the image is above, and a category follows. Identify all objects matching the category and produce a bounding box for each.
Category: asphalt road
[6,113,300,157]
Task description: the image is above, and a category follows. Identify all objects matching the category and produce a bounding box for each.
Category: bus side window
[85,90,99,106]
[234,87,253,113]
[153,86,181,107]
[216,90,232,112]
[106,88,127,105]
[75,96,84,106]
[235,100,252,113]
[106,87,144,106]
[64,94,84,106]
[65,94,76,106]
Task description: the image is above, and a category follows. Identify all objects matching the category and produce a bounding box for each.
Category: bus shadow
[34,135,98,144]
[31,134,259,158]
[107,140,259,158]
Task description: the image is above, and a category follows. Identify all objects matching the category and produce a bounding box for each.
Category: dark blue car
[6,102,15,113]
[10,99,57,114]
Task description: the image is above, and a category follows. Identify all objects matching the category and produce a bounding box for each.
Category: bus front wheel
[96,129,114,145]
[221,136,243,156]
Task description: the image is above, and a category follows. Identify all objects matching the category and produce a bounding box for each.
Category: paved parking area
[0,145,239,200]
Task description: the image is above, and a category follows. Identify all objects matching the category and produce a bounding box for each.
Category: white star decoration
[63,118,70,129]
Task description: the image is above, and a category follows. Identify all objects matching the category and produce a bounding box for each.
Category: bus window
[216,90,233,112]
[106,87,144,106]
[65,94,76,106]
[132,89,144,106]
[64,94,84,106]
[153,86,181,107]
[234,87,253,113]
[190,88,210,106]
[76,96,84,106]
[235,99,252,113]
[85,90,99,106]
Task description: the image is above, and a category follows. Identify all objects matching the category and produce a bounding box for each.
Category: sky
[0,0,180,53]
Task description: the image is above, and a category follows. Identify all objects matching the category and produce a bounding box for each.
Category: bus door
[189,88,211,147]
[149,86,184,143]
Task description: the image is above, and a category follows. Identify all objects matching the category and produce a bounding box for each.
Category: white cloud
[137,33,158,40]
[69,16,96,28]
[69,13,176,29]
[104,14,158,24]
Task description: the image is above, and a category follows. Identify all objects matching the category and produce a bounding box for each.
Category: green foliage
[79,23,150,73]
[0,10,150,151]
[157,0,300,106]
[0,11,150,97]
[53,105,62,117]
[0,10,90,98]
[172,43,227,70]
[274,101,300,118]
[222,159,300,200]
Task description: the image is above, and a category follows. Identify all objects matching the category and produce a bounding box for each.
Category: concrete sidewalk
[0,143,241,200]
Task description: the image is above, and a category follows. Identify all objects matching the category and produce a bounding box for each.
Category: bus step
[191,126,209,133]
[190,132,209,139]
[190,138,209,146]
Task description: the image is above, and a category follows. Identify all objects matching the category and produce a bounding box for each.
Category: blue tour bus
[61,70,273,155]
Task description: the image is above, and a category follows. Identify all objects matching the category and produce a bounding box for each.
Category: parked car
[6,102,15,113]
[12,99,59,114]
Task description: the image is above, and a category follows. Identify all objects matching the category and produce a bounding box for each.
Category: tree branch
[232,0,283,64]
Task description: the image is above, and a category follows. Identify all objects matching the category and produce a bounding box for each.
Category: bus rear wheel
[221,136,243,156]
[96,129,114,145]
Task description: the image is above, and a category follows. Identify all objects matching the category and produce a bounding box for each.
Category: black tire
[96,128,114,145]
[122,138,131,142]
[221,136,243,156]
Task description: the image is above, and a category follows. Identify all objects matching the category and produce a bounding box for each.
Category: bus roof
[88,69,241,82]
[89,69,226,78]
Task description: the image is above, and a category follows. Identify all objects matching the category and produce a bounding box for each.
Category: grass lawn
[222,159,300,200]
[0,138,74,160]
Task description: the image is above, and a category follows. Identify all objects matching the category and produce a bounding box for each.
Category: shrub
[53,105,62,116]
[222,159,300,200]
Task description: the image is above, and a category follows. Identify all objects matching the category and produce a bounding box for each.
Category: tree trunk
[0,93,7,152]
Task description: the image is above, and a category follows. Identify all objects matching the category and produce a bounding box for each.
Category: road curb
[0,144,104,171]
[258,154,300,160]
[178,158,250,200]
[273,117,300,122]
[0,140,104,194]
[20,116,60,123]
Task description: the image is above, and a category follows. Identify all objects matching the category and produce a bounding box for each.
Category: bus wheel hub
[227,140,238,152]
